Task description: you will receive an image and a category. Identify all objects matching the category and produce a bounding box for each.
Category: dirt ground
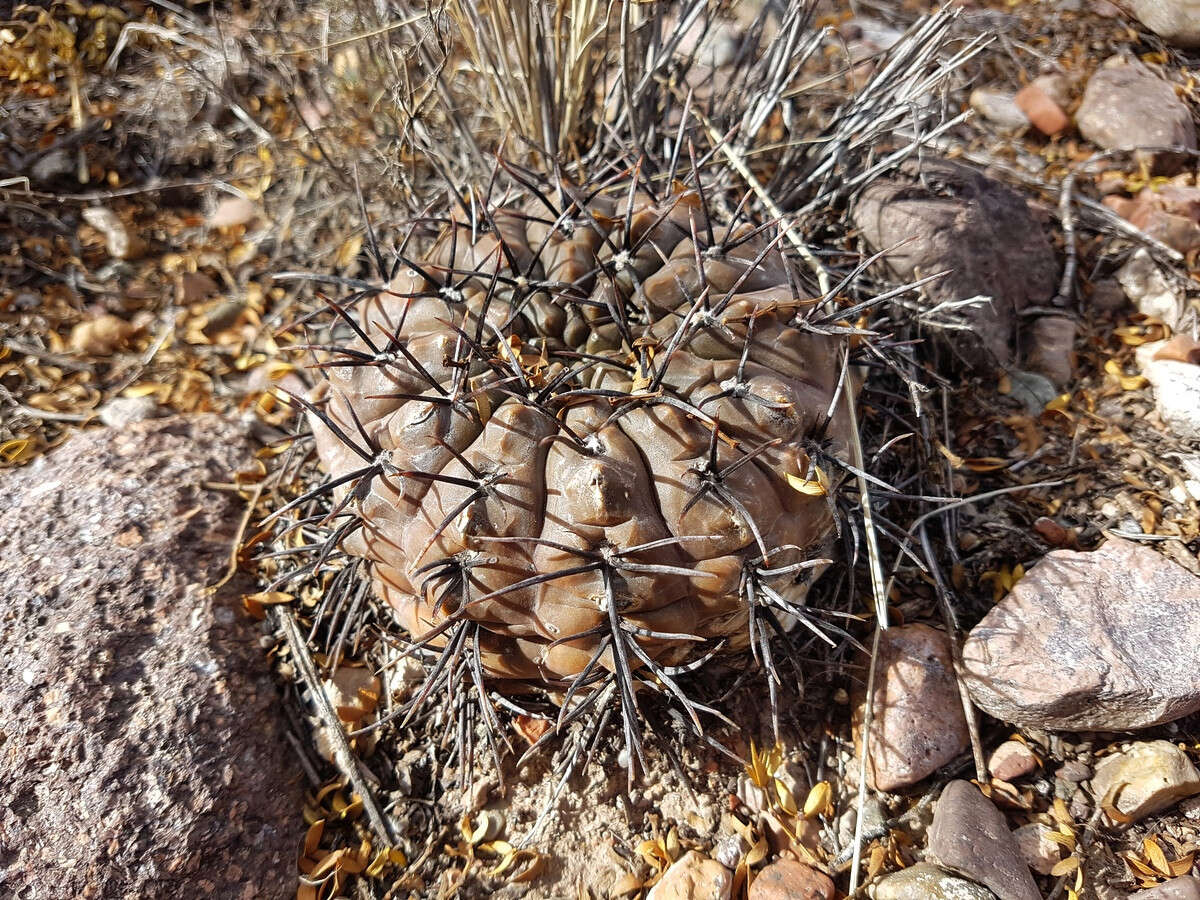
[3,0,1199,898]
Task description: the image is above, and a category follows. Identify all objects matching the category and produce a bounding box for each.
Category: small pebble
[970,88,1029,129]
[1091,741,1200,823]
[748,859,834,900]
[1057,760,1092,784]
[98,396,160,429]
[988,741,1039,782]
[207,196,257,228]
[712,834,744,870]
[1015,82,1069,135]
[647,851,731,900]
[1012,823,1063,876]
[1069,786,1091,821]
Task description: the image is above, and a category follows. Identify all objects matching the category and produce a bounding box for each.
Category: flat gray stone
[871,863,996,900]
[928,781,1040,900]
[1133,876,1200,899]
[962,538,1200,731]
[1077,58,1196,157]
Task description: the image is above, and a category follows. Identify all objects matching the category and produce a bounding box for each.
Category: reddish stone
[1015,83,1069,135]
[963,538,1200,730]
[988,740,1039,782]
[749,859,835,900]
[853,624,970,791]
[1023,314,1076,387]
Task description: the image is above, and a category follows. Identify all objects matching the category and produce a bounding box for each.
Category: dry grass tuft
[446,0,611,159]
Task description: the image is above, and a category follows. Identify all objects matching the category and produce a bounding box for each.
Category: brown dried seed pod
[305,183,855,689]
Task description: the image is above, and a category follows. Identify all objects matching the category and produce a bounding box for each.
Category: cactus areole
[305,179,856,692]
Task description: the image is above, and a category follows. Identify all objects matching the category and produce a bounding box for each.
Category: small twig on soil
[285,729,326,789]
[275,605,397,845]
[1054,170,1077,307]
[10,403,96,423]
[107,318,175,398]
[207,480,264,594]
[848,623,882,895]
[919,522,986,783]
[902,479,1071,538]
[846,353,895,894]
[3,338,95,373]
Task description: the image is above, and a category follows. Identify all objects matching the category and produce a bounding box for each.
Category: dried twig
[274,606,396,845]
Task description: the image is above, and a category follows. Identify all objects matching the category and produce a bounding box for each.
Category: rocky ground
[2,0,1200,898]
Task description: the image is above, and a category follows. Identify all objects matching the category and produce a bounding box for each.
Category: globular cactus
[298,173,856,705]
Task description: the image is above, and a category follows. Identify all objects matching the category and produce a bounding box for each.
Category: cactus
[303,176,855,696]
[264,1,977,781]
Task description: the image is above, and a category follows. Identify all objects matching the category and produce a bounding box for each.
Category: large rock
[1129,0,1200,46]
[748,859,834,900]
[1077,58,1196,160]
[927,781,1040,900]
[854,624,970,791]
[962,538,1200,731]
[0,416,300,899]
[852,159,1058,366]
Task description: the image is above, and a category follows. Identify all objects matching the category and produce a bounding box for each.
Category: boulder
[962,538,1200,731]
[0,416,300,899]
[852,159,1058,365]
